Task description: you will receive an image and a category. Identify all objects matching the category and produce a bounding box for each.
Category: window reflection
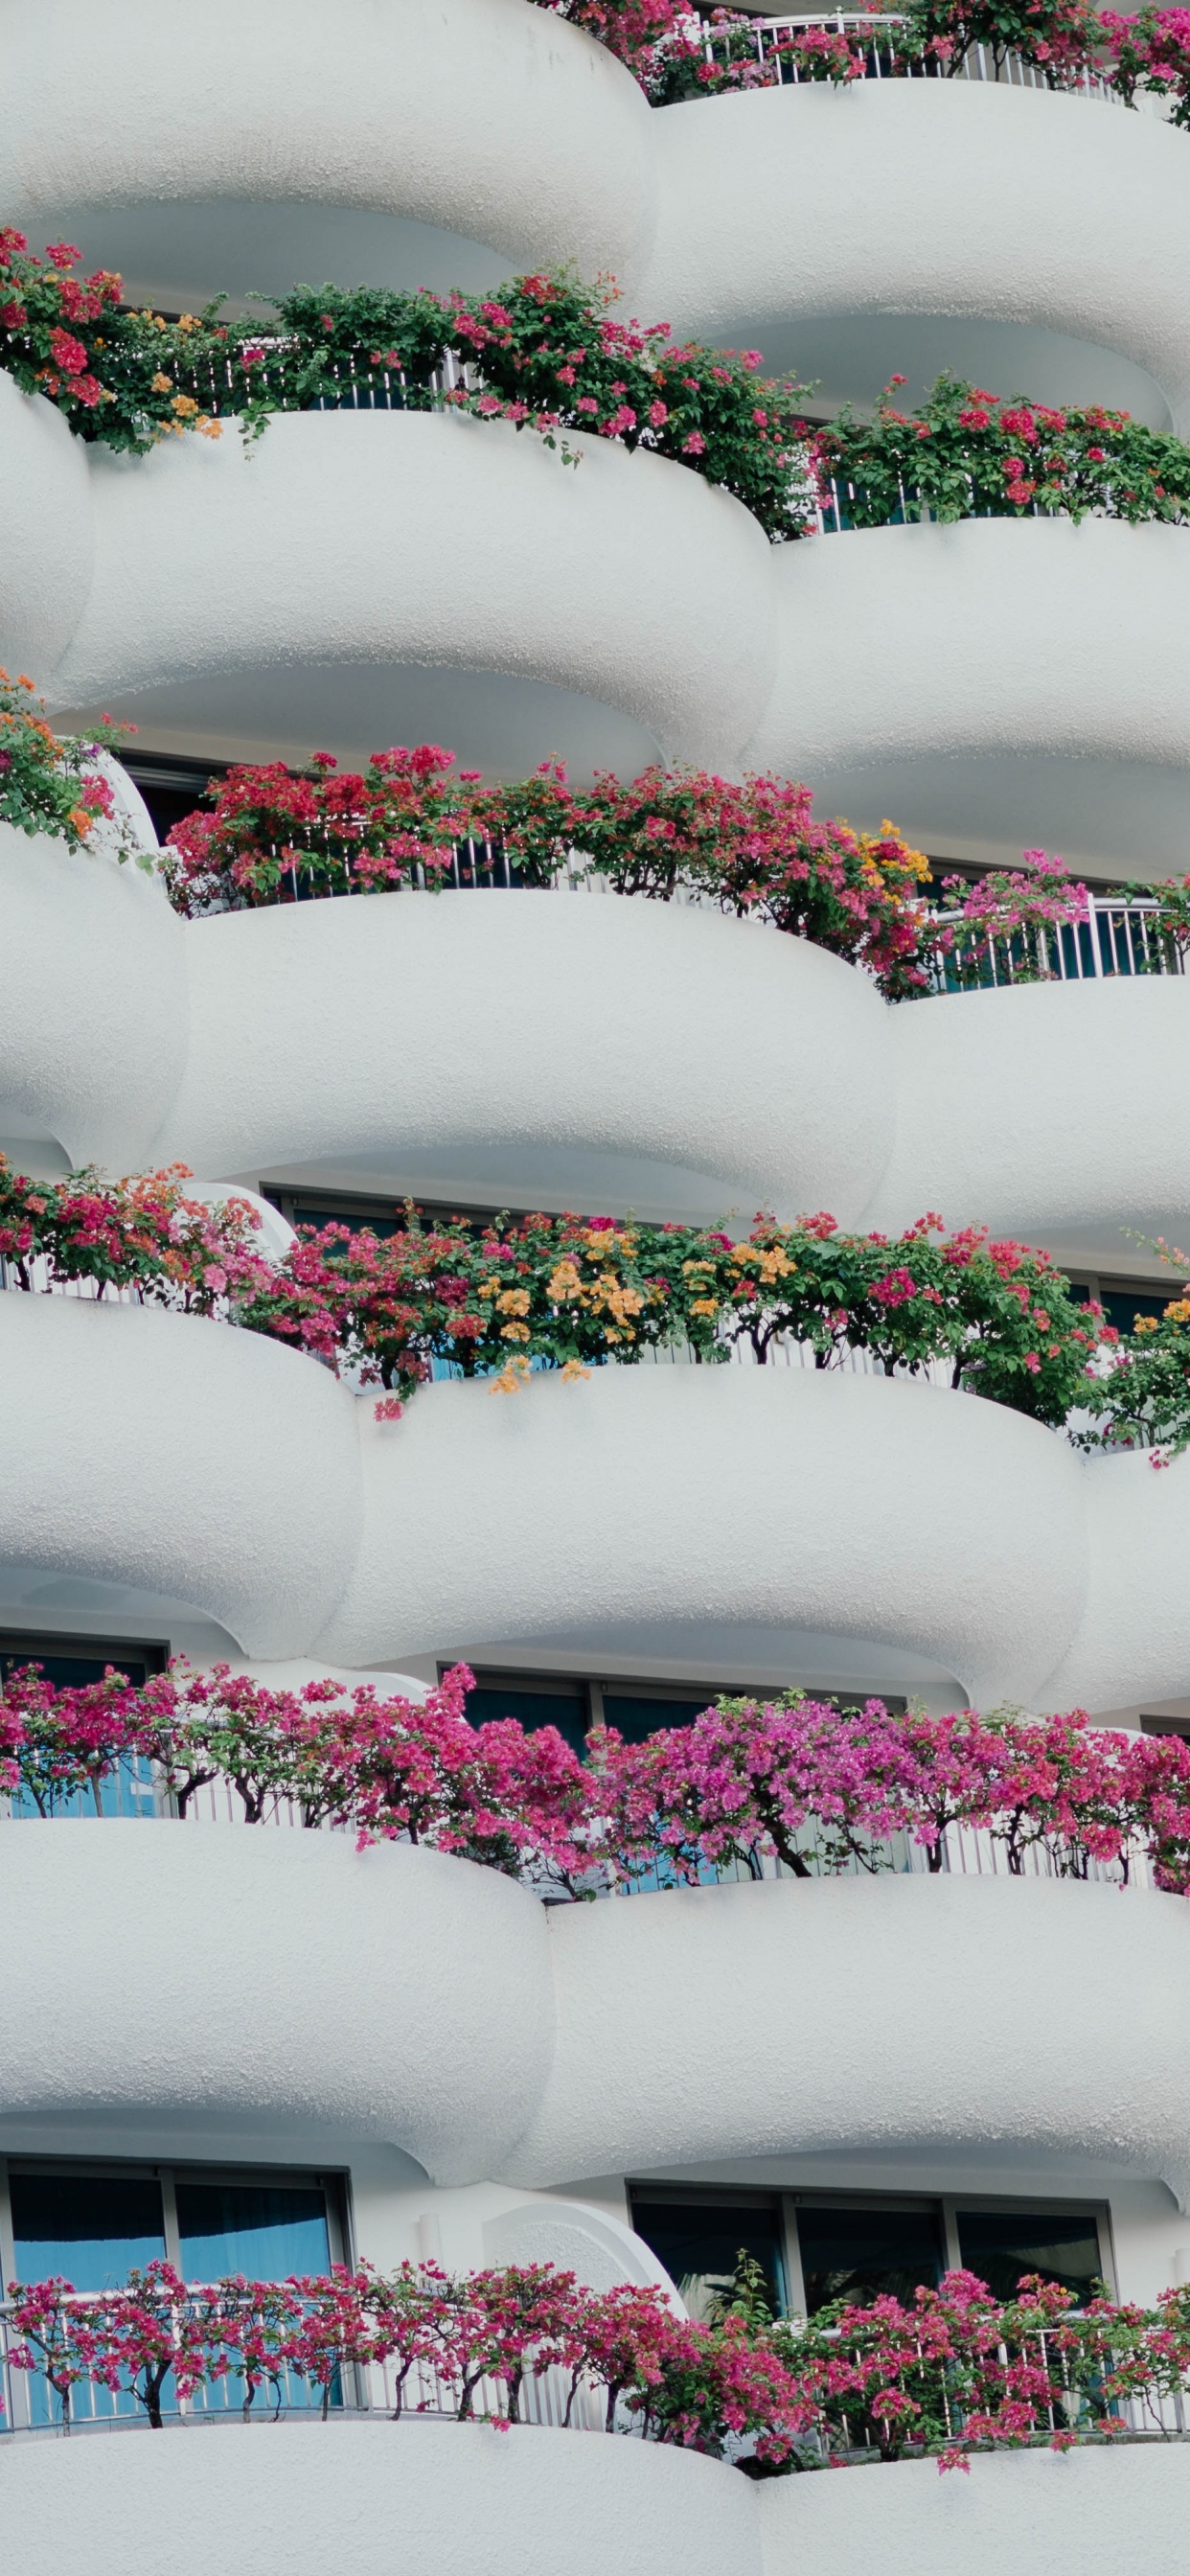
[629,2193,786,2322]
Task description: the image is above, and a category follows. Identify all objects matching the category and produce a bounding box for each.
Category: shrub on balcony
[0,1162,1104,1420]
[1101,4,1190,120]
[158,747,934,998]
[9,2251,1190,2462]
[0,238,816,540]
[9,1656,1190,1894]
[814,372,1190,528]
[0,671,140,858]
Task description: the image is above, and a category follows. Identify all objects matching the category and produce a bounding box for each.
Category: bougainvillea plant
[0,670,142,859]
[1101,5,1190,121]
[8,1658,1190,1894]
[0,228,221,451]
[814,373,1190,528]
[644,12,868,104]
[8,2256,1190,2462]
[0,1160,1106,1423]
[157,747,933,997]
[935,849,1090,987]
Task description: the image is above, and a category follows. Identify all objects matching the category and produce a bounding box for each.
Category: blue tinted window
[176,2182,330,2284]
[10,2172,165,2291]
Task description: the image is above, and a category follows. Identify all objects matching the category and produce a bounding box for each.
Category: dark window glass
[462,1679,590,1757]
[175,2181,331,2284]
[10,2172,166,2291]
[602,1695,712,1743]
[955,2209,1101,2304]
[0,1641,161,1819]
[629,2194,786,2322]
[795,2203,944,2316]
[1070,1283,1170,1336]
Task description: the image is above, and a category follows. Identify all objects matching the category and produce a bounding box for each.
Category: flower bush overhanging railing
[0,240,814,540]
[12,1157,1190,1460]
[545,0,1190,121]
[12,233,1190,549]
[8,1663,1190,1899]
[0,1168,1102,1418]
[7,2255,1190,2470]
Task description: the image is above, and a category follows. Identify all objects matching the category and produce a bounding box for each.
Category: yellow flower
[548,1261,584,1300]
[478,1279,501,1300]
[197,419,222,440]
[1134,1316,1160,1335]
[1162,1300,1190,1323]
[172,394,198,417]
[683,1258,718,1277]
[178,314,198,332]
[496,1287,530,1317]
[690,1298,720,1317]
[561,1359,591,1382]
[499,1321,531,1342]
[151,372,173,393]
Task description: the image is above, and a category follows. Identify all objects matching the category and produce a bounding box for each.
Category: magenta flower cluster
[8,1665,1190,1899]
[9,2257,1190,2470]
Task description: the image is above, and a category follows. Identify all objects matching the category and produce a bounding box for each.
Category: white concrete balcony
[0,1824,550,2178]
[635,80,1190,431]
[0,0,653,310]
[8,820,1190,1252]
[4,1828,1190,2204]
[7,389,774,782]
[0,835,895,1221]
[5,1295,1190,1711]
[744,516,1190,874]
[3,2404,1189,2576]
[10,381,1190,860]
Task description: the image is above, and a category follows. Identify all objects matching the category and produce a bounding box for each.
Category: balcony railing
[924,893,1186,991]
[696,11,1133,104]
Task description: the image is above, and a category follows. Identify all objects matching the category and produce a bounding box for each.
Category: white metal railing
[2,2292,1185,2449]
[694,12,1133,105]
[924,892,1185,989]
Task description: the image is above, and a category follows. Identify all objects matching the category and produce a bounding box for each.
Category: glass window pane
[602,1696,710,1743]
[10,2173,165,2291]
[175,2181,331,2284]
[463,1682,589,1757]
[795,2203,943,2316]
[955,2208,1102,2303]
[629,2195,786,2322]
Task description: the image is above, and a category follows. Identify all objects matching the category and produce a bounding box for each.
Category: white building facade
[3,7,1190,2564]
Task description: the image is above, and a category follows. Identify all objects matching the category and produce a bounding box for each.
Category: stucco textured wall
[0,1826,552,2180]
[0,2399,1186,2576]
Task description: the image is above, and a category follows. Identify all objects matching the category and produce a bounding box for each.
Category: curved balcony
[0,1295,362,1662]
[0,1823,550,2177]
[0,2419,758,2576]
[1,2408,1185,2576]
[503,1874,1190,2204]
[31,401,774,782]
[633,81,1190,431]
[9,820,1190,1251]
[7,1828,1190,2202]
[0,0,653,309]
[11,1294,1190,1709]
[148,889,896,1226]
[744,516,1190,873]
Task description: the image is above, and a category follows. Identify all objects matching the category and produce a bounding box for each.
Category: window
[10,2170,167,2292]
[628,2188,787,2324]
[1,2161,348,2428]
[794,2201,944,2315]
[451,1671,907,1760]
[175,2180,331,2282]
[1068,1276,1172,1336]
[0,1631,168,1820]
[954,2207,1103,2303]
[460,1670,593,1758]
[0,1631,167,1691]
[626,2188,1111,2321]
